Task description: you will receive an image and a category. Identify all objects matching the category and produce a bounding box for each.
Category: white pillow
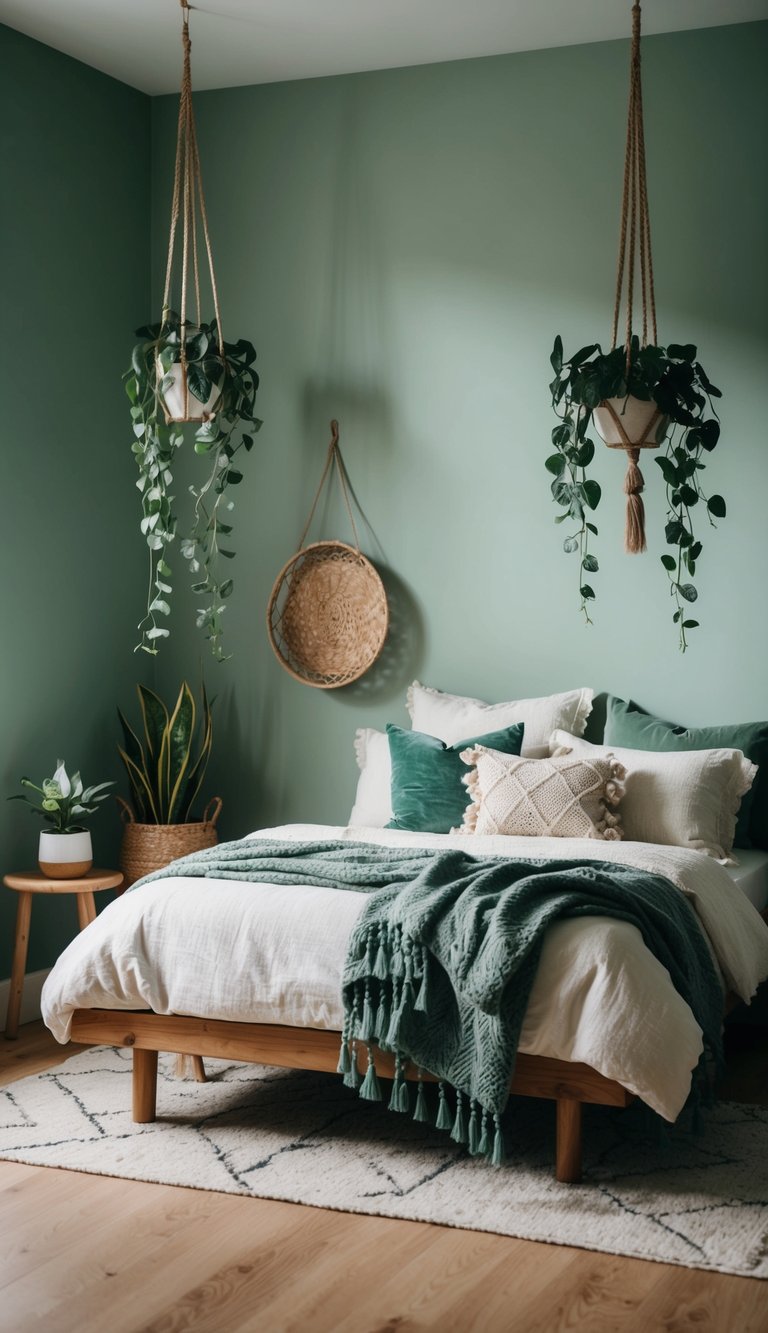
[550,730,757,862]
[408,682,593,758]
[349,728,392,827]
[460,745,625,841]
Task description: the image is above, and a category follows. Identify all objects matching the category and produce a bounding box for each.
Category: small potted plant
[117,681,220,887]
[9,762,115,878]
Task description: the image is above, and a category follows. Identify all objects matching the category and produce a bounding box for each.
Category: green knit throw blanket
[135,838,724,1165]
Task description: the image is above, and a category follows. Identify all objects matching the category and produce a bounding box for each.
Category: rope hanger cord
[162,1,224,359]
[297,420,362,554]
[610,1,657,365]
[603,0,659,556]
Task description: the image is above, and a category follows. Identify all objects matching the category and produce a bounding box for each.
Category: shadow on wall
[338,563,425,707]
[210,685,287,837]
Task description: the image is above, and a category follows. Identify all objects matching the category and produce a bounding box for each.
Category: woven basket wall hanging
[267,421,389,688]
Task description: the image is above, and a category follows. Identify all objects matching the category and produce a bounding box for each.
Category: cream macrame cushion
[407,682,593,758]
[458,745,625,841]
[550,731,757,863]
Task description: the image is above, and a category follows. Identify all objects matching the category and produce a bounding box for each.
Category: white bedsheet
[41,824,768,1123]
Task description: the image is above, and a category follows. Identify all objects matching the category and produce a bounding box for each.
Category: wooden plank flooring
[1,1022,767,1332]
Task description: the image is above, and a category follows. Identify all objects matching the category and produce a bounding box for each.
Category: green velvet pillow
[604,696,768,850]
[386,722,525,834]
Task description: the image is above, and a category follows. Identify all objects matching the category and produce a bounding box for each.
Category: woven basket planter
[117,797,222,889]
[267,540,388,688]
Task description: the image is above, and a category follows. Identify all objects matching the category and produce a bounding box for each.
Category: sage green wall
[0,26,150,976]
[151,21,768,842]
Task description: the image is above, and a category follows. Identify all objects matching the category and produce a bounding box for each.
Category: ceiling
[1,0,766,96]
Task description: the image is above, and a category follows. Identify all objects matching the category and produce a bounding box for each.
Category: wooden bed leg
[132,1048,158,1123]
[191,1055,207,1083]
[556,1098,582,1183]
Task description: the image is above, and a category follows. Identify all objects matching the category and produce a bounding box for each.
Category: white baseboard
[0,968,51,1029]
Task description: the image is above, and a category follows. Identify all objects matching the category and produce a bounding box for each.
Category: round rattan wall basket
[267,422,389,689]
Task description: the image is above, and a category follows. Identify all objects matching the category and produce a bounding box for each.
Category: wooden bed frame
[70,1008,634,1183]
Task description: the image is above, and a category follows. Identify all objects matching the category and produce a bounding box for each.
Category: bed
[41,822,768,1183]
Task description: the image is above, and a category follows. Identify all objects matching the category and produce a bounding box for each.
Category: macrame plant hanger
[604,0,661,554]
[161,0,224,423]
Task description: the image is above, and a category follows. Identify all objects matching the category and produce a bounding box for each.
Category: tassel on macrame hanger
[623,446,646,554]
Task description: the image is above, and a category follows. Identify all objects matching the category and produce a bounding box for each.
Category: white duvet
[41,824,768,1122]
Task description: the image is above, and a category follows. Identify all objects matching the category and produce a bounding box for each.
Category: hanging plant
[548,336,724,649]
[545,2,725,652]
[124,4,261,661]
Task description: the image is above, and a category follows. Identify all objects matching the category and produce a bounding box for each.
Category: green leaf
[581,479,601,511]
[580,584,596,601]
[563,537,579,554]
[665,519,685,545]
[673,610,681,624]
[574,440,594,467]
[137,685,169,762]
[707,494,726,518]
[582,554,598,573]
[667,343,697,362]
[186,363,212,404]
[551,480,571,507]
[660,554,676,572]
[682,620,700,629]
[219,549,236,559]
[220,579,234,598]
[677,583,698,603]
[545,453,566,476]
[226,469,243,485]
[699,420,721,451]
[550,336,563,374]
[585,521,598,536]
[568,344,599,366]
[655,455,679,487]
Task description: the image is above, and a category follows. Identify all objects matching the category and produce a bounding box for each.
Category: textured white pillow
[408,682,593,758]
[349,729,392,827]
[550,730,757,862]
[459,745,625,840]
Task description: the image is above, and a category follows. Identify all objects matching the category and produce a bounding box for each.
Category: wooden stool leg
[5,892,32,1040]
[132,1048,158,1123]
[76,892,97,930]
[556,1098,583,1183]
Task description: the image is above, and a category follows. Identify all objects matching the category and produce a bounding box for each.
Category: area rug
[1,1047,767,1278]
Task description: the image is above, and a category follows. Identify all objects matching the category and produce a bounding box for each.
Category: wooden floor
[1,1023,767,1332]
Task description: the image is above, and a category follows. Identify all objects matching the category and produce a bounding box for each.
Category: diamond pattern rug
[1,1046,767,1278]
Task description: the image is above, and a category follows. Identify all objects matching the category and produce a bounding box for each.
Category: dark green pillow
[386,722,525,834]
[604,696,768,850]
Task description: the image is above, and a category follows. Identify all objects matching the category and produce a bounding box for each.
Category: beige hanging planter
[593,396,667,450]
[158,359,222,423]
[267,421,389,689]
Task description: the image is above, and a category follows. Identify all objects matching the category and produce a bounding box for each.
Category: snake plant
[117,682,213,824]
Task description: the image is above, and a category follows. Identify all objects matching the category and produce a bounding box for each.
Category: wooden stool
[3,868,123,1040]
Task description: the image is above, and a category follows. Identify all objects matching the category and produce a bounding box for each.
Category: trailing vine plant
[547,336,725,650]
[125,310,261,660]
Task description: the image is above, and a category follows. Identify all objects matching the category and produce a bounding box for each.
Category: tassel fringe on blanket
[134,837,726,1166]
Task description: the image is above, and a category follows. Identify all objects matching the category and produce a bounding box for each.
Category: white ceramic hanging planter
[593,395,668,450]
[159,360,222,424]
[38,830,93,879]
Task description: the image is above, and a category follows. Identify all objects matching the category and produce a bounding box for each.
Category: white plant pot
[159,362,221,423]
[38,830,93,880]
[593,395,667,449]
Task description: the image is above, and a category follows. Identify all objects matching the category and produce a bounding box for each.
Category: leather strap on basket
[161,1,224,416]
[609,1,657,555]
[297,420,361,554]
